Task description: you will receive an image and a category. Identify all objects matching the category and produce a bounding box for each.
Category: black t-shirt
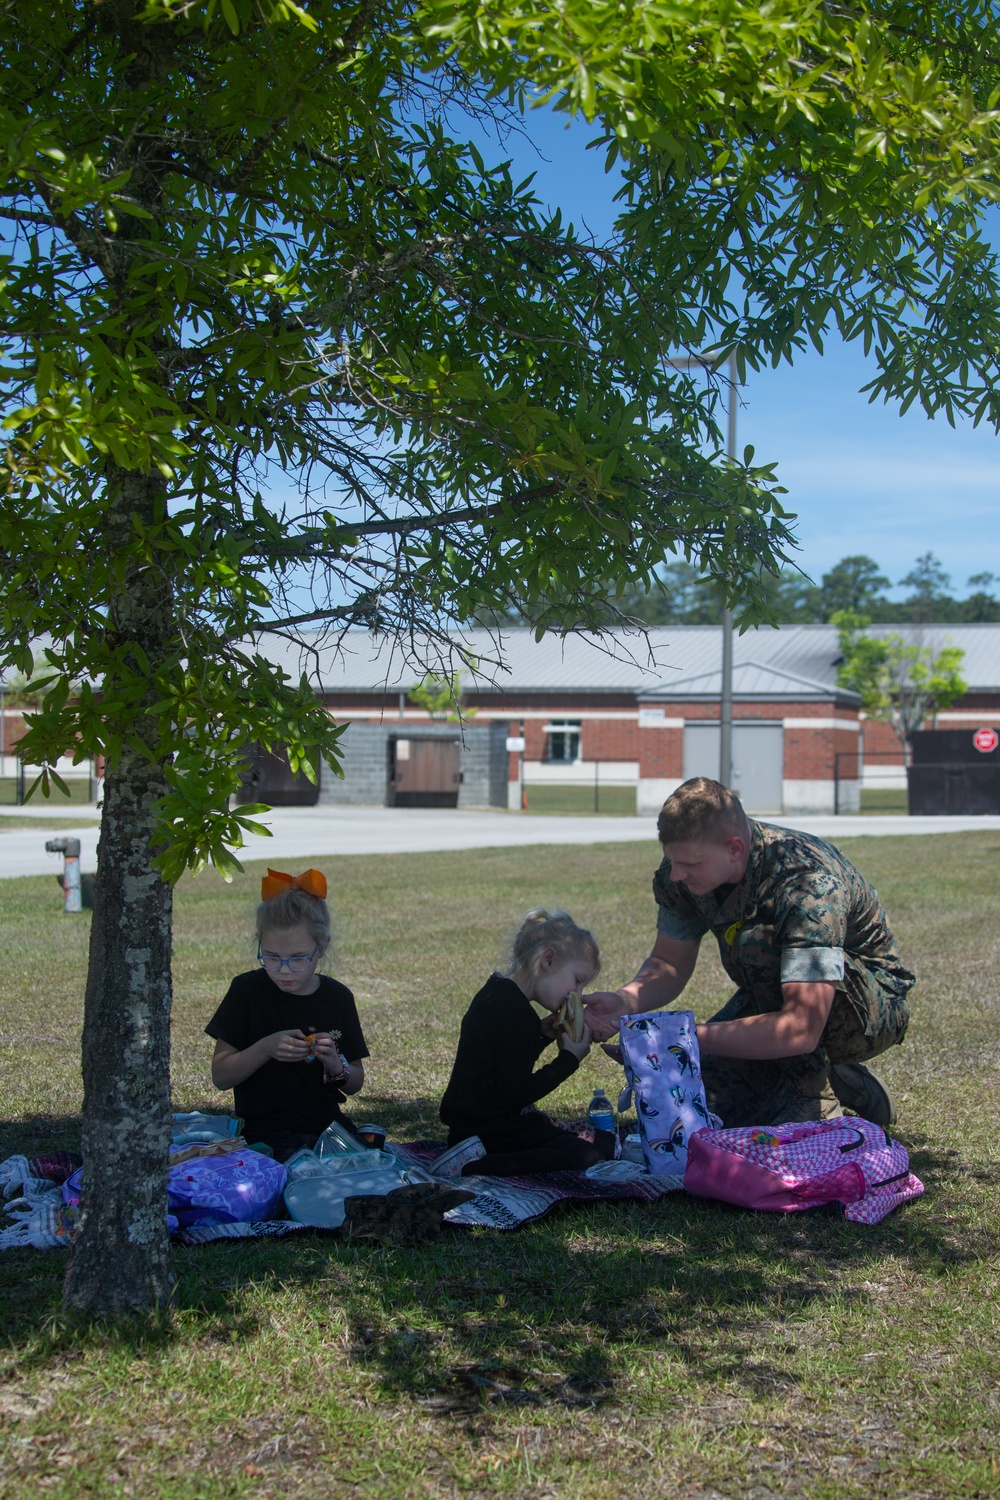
[439,972,578,1135]
[205,969,368,1141]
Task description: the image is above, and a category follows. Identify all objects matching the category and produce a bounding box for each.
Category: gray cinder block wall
[457,720,510,808]
[319,723,390,805]
[318,720,509,807]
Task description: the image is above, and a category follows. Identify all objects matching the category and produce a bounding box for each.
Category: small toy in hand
[553,991,586,1044]
[304,1028,340,1061]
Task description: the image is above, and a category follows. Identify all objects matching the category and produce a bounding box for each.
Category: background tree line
[615,553,1000,626]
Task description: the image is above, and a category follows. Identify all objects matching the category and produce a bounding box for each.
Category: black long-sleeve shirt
[439,973,578,1141]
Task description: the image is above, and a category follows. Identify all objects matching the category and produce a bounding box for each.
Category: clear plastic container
[283,1148,328,1181]
[315,1120,368,1157]
[315,1150,386,1177]
[285,1147,386,1179]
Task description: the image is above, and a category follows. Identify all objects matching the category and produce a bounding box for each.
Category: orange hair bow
[260,867,328,902]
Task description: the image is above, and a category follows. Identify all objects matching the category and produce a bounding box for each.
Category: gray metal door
[683,722,784,813]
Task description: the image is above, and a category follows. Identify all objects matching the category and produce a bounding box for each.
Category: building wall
[321,688,1000,815]
[634,699,861,816]
[319,721,508,807]
[319,723,390,806]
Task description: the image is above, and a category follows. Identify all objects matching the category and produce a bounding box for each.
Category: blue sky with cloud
[480,106,1000,599]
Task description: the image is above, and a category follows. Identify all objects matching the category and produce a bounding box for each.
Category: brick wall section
[635,699,859,783]
[784,726,854,779]
[861,717,906,763]
[638,727,683,778]
[581,718,637,760]
[1,711,29,748]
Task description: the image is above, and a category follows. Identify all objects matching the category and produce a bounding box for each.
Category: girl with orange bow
[205,868,369,1162]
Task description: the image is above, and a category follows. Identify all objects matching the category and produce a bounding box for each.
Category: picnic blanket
[0,1140,681,1249]
[393,1141,682,1229]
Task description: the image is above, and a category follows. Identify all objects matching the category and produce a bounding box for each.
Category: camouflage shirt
[653,821,915,1017]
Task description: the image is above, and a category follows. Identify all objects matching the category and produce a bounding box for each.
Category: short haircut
[656,778,750,846]
[256,886,331,952]
[504,908,600,983]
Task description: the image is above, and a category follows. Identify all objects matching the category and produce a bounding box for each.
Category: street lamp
[665,349,737,789]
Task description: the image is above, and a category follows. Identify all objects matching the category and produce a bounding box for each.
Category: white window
[544,720,582,763]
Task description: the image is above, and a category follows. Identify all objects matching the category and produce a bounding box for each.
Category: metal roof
[255,621,1000,696]
[643,660,860,704]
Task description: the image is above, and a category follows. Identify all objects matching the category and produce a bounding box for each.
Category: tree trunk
[63,467,177,1314]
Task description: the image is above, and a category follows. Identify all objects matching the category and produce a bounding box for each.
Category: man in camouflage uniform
[585,778,914,1127]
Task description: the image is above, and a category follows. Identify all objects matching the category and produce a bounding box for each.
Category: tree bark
[63,467,177,1314]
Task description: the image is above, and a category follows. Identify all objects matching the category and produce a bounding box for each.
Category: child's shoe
[431,1137,486,1180]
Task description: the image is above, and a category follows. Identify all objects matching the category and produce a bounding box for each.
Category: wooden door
[390,737,461,807]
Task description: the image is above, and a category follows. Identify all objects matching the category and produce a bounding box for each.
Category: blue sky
[476,106,1000,599]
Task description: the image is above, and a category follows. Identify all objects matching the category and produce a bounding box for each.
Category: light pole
[665,350,737,789]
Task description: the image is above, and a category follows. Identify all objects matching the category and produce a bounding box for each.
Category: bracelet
[328,1056,350,1086]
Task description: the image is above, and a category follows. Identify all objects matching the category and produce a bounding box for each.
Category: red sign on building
[973,727,999,754]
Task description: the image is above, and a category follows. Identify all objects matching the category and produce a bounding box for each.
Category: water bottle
[587,1087,616,1135]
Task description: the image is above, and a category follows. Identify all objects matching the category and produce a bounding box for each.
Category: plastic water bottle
[587,1087,616,1134]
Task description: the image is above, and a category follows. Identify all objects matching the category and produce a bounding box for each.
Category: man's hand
[584,934,701,1041]
[581,990,631,1042]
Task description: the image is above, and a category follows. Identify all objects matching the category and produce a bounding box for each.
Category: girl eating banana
[439,909,616,1176]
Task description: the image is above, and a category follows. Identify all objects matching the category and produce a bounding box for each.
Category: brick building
[5,623,997,813]
[251,622,999,814]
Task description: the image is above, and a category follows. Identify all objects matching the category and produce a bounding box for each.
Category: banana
[554,990,586,1044]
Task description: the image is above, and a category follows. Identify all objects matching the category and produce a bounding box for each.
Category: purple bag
[62,1149,287,1230]
[684,1117,924,1224]
[166,1150,287,1227]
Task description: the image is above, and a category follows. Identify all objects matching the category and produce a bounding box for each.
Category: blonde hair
[656,777,750,846]
[504,908,600,984]
[255,887,331,952]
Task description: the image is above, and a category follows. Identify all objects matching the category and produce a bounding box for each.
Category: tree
[898,552,956,622]
[817,556,891,620]
[833,612,967,761]
[960,572,1000,623]
[408,670,476,721]
[5,0,1000,1314]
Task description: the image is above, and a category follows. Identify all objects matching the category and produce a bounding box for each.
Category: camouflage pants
[701,969,911,1129]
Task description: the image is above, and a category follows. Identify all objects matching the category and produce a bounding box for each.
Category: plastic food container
[284,1161,406,1227]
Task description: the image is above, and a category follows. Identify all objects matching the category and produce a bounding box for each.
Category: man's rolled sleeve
[656,902,709,942]
[780,946,845,984]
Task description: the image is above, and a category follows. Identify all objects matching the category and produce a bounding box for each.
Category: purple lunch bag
[62,1149,287,1230]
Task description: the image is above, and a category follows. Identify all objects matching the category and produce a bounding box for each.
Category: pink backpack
[684,1117,924,1224]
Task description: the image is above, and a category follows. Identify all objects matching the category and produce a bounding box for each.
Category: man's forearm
[697,982,835,1060]
[619,954,692,1011]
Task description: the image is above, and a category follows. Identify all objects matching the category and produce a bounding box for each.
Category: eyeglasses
[258,945,319,975]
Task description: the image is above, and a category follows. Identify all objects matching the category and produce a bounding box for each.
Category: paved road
[1,804,998,880]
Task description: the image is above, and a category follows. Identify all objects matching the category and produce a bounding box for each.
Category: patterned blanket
[0,1140,681,1249]
[392,1141,682,1230]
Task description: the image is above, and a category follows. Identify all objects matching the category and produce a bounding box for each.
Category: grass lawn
[524,784,638,816]
[859,789,909,815]
[0,778,96,807]
[0,816,101,833]
[1,833,998,1499]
